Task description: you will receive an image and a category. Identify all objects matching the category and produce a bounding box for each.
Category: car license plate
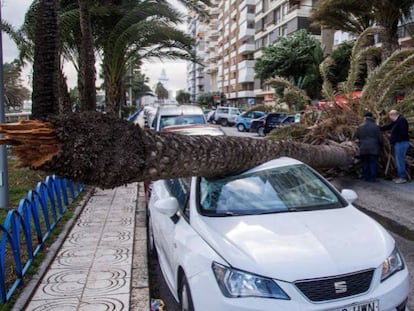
[330,300,379,311]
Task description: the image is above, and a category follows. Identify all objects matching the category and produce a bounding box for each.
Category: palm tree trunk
[58,69,72,114]
[78,0,96,111]
[0,113,358,189]
[105,76,123,116]
[32,0,60,119]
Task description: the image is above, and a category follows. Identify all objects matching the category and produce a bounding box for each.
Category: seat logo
[334,281,347,294]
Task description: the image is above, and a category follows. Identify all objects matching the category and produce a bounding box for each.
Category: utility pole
[0,0,10,209]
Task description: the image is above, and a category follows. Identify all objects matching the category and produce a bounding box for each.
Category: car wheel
[147,214,157,259]
[179,275,195,311]
[257,126,265,137]
[237,124,246,132]
[220,119,228,127]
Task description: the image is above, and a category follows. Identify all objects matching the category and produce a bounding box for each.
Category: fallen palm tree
[0,112,358,189]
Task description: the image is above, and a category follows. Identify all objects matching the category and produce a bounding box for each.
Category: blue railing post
[0,175,84,303]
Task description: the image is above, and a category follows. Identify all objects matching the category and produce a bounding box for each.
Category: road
[219,125,261,138]
[148,126,413,310]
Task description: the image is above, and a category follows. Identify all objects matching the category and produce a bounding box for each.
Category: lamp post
[0,0,10,209]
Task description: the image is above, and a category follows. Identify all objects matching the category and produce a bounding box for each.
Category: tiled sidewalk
[19,183,149,311]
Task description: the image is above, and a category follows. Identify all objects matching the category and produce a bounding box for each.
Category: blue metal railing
[0,175,84,303]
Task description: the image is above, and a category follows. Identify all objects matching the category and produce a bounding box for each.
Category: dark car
[249,115,267,133]
[256,112,289,137]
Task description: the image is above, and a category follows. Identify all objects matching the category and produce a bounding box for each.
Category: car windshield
[199,164,344,216]
[160,115,206,129]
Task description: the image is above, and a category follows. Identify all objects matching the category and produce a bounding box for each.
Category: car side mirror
[341,189,358,204]
[154,197,179,217]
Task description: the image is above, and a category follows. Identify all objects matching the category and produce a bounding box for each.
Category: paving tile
[25,298,80,310]
[78,293,129,310]
[83,277,131,297]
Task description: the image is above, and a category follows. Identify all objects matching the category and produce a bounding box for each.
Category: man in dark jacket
[356,112,383,182]
[381,110,410,184]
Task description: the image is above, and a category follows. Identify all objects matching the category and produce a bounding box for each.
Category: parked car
[249,115,267,133]
[235,110,266,132]
[153,105,206,131]
[256,112,288,137]
[148,157,409,311]
[214,106,241,126]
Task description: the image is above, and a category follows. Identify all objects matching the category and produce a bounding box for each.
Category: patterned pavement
[22,183,149,311]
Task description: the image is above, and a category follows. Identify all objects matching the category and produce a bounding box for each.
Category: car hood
[194,206,394,282]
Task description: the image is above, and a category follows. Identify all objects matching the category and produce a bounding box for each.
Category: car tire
[220,118,228,127]
[257,126,265,137]
[179,275,195,311]
[237,123,246,132]
[147,214,157,259]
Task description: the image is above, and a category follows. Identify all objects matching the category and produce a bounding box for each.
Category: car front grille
[294,269,374,302]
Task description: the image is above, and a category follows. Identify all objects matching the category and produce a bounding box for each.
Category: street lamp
[0,0,10,209]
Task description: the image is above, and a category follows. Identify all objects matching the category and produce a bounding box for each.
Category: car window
[267,114,287,125]
[198,164,344,216]
[253,112,263,118]
[165,178,191,217]
[159,115,206,130]
[230,109,240,115]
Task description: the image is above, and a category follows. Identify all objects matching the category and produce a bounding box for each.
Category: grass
[0,156,86,310]
[7,159,48,209]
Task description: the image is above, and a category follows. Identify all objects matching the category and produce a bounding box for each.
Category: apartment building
[191,0,318,107]
[186,13,211,102]
[216,0,256,107]
[254,0,319,104]
[204,0,221,94]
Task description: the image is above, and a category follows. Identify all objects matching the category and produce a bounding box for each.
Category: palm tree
[78,0,96,111]
[0,112,357,188]
[155,82,169,102]
[31,0,60,119]
[96,0,195,115]
[311,0,414,59]
[3,62,31,111]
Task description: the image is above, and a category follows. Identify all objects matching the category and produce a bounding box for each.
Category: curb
[11,187,95,311]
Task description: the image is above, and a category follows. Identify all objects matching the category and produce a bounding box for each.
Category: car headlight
[381,248,404,282]
[212,262,290,299]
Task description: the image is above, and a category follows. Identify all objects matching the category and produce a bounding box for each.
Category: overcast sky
[1,0,188,93]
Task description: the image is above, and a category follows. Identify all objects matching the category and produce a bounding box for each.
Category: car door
[150,178,192,292]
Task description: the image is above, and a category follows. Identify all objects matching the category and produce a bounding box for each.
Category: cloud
[1,0,188,93]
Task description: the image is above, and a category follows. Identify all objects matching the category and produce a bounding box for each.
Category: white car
[148,157,409,311]
[153,105,206,131]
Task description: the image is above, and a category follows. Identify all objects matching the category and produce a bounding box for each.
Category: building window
[274,8,280,24]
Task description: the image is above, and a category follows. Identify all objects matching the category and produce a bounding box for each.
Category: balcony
[238,66,255,83]
[239,42,255,54]
[240,7,255,23]
[238,60,255,70]
[238,24,255,40]
[239,0,255,10]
